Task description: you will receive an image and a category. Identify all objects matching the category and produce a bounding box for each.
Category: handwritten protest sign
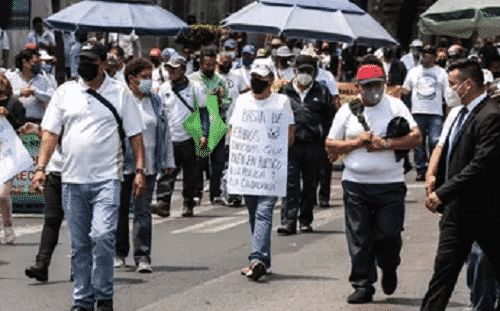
[227,108,288,197]
[0,117,34,185]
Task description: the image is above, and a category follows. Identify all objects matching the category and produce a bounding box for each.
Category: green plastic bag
[182,93,228,158]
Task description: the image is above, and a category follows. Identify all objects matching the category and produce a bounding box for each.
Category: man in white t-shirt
[32,42,146,311]
[402,45,447,181]
[401,39,422,71]
[229,62,295,281]
[325,56,422,304]
[158,55,210,217]
[24,17,56,54]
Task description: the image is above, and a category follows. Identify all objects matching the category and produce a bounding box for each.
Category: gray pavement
[1,171,471,310]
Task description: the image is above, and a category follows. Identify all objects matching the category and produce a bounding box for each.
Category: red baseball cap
[357,64,385,84]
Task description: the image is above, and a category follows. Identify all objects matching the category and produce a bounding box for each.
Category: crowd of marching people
[1,15,500,311]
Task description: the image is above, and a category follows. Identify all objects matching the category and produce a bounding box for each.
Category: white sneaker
[113,256,126,268]
[4,226,15,245]
[137,261,152,273]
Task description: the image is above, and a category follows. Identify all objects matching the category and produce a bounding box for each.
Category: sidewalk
[140,186,471,311]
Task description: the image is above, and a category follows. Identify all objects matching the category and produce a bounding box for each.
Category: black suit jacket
[435,96,500,223]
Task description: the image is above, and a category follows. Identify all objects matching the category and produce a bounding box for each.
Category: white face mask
[296,73,313,86]
[138,79,153,95]
[445,80,468,108]
[278,67,294,80]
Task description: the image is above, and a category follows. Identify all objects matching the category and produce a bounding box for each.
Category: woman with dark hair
[0,74,26,244]
[113,58,175,272]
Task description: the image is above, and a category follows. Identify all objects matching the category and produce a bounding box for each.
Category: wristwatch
[135,168,145,176]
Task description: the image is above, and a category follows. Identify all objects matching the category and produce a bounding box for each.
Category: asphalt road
[0,170,471,311]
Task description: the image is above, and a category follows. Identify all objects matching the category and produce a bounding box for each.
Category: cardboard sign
[227,108,288,197]
[0,118,34,185]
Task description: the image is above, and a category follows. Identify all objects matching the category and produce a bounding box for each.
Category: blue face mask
[41,63,53,74]
[242,57,253,67]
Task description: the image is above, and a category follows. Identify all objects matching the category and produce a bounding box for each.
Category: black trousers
[37,173,64,265]
[342,181,406,291]
[156,139,201,208]
[316,145,333,203]
[421,220,500,311]
[281,142,322,227]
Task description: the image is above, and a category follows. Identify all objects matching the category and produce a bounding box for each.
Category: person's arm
[129,133,147,198]
[425,146,442,197]
[32,130,60,193]
[33,85,54,105]
[199,106,209,150]
[325,133,370,156]
[369,126,422,151]
[288,124,295,147]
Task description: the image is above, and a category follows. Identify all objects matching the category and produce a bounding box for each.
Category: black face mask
[202,70,215,79]
[280,59,289,68]
[251,78,269,94]
[383,50,394,60]
[219,64,232,74]
[31,64,41,75]
[436,59,447,68]
[79,62,100,82]
[493,71,500,79]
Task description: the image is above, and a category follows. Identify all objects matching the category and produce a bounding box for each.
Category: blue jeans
[467,242,500,311]
[62,180,121,310]
[342,181,406,291]
[413,114,443,175]
[244,195,278,268]
[116,174,156,265]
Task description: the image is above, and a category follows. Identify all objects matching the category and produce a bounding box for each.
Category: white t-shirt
[401,53,418,71]
[229,92,295,128]
[6,69,54,120]
[316,67,339,97]
[235,66,252,88]
[109,32,141,59]
[327,95,417,183]
[152,66,169,90]
[403,65,448,116]
[159,79,207,142]
[41,75,145,183]
[123,96,158,175]
[217,70,247,120]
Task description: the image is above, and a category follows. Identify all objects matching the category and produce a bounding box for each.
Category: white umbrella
[221,0,398,48]
[419,0,500,39]
[45,0,189,36]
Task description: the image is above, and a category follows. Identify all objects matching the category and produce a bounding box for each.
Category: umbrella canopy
[45,0,189,36]
[419,0,500,39]
[221,0,398,48]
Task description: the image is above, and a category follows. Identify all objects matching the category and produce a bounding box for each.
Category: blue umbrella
[221,0,398,47]
[45,0,189,37]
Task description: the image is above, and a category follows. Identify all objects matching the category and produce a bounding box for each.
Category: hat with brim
[165,56,187,68]
[242,45,256,55]
[357,64,385,84]
[276,46,293,58]
[80,41,106,61]
[250,62,272,77]
[39,49,54,61]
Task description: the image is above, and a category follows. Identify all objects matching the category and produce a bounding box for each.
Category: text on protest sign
[227,108,288,197]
